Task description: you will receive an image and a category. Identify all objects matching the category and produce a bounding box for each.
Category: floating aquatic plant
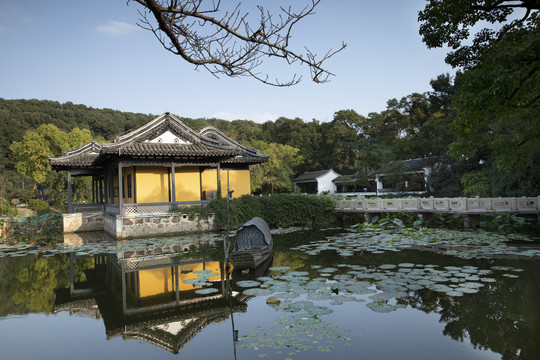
[194,288,219,295]
[236,280,262,288]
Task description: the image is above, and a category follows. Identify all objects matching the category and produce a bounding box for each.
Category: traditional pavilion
[49,112,268,215]
[49,113,268,238]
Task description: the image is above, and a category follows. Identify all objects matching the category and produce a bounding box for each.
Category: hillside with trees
[1,65,538,213]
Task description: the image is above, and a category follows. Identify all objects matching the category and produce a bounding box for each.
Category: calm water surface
[0,228,539,360]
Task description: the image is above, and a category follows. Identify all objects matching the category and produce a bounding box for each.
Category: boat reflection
[53,238,272,354]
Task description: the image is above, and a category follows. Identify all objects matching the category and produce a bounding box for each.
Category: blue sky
[0,0,453,123]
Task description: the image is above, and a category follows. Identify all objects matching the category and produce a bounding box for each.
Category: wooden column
[171,163,176,203]
[103,171,109,204]
[67,170,73,213]
[99,176,103,203]
[199,167,203,200]
[118,162,123,213]
[217,162,222,199]
[109,166,114,204]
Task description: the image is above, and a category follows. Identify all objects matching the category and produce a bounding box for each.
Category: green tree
[10,124,93,207]
[419,1,540,172]
[248,140,302,194]
[418,0,539,68]
[320,111,362,172]
[450,15,540,170]
[268,117,322,174]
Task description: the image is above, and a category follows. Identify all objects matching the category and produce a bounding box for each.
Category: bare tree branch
[129,0,346,86]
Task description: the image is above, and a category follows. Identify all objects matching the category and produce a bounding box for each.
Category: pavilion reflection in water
[53,238,262,354]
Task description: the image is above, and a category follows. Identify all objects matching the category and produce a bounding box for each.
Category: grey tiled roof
[50,113,268,168]
[100,142,240,157]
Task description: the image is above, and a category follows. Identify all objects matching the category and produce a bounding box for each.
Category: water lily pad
[197,272,219,278]
[306,305,333,316]
[398,263,415,268]
[288,271,309,277]
[366,302,401,313]
[183,278,209,285]
[194,288,219,295]
[243,288,274,296]
[266,296,281,305]
[236,280,262,288]
[502,273,519,278]
[292,314,321,325]
[269,266,291,272]
[286,301,315,312]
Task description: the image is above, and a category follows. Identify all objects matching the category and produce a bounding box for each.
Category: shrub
[174,194,337,230]
[27,199,51,214]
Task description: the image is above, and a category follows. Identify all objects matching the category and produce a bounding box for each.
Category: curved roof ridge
[53,140,101,159]
[199,126,266,158]
[108,113,203,148]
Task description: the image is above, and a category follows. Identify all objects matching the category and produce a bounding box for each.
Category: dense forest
[1,67,538,211]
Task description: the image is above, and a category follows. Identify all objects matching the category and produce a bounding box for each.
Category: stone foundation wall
[63,212,104,233]
[65,211,217,239]
[104,212,217,239]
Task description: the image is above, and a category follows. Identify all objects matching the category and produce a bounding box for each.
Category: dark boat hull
[230,246,272,270]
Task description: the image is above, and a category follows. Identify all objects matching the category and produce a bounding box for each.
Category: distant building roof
[333,172,361,184]
[370,157,441,176]
[293,169,338,183]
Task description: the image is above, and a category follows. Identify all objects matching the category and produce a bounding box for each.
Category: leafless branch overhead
[130,0,346,86]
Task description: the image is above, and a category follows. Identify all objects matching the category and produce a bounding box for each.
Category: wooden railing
[334,196,540,214]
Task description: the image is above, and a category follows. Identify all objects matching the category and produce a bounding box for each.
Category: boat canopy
[234,217,272,251]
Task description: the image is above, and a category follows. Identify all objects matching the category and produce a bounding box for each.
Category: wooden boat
[229,217,273,270]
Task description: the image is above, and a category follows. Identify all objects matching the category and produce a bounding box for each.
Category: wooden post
[99,176,103,203]
[118,162,123,213]
[171,162,176,203]
[217,162,222,199]
[103,171,109,204]
[199,167,203,200]
[67,170,73,213]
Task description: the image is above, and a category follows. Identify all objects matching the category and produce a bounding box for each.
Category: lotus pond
[0,225,539,360]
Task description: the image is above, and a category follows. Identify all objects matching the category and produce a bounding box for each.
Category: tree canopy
[419,0,539,189]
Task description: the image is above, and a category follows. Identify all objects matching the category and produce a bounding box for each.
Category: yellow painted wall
[174,167,201,201]
[201,169,251,198]
[137,261,221,298]
[136,167,170,203]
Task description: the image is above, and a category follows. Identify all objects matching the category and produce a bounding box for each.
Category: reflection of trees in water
[0,254,95,315]
[401,263,540,360]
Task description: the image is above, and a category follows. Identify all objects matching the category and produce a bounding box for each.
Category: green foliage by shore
[1,212,63,245]
[174,194,337,230]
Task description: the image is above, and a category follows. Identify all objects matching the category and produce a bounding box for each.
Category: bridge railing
[335,196,540,214]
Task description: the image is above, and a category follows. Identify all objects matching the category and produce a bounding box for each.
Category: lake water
[0,226,539,360]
